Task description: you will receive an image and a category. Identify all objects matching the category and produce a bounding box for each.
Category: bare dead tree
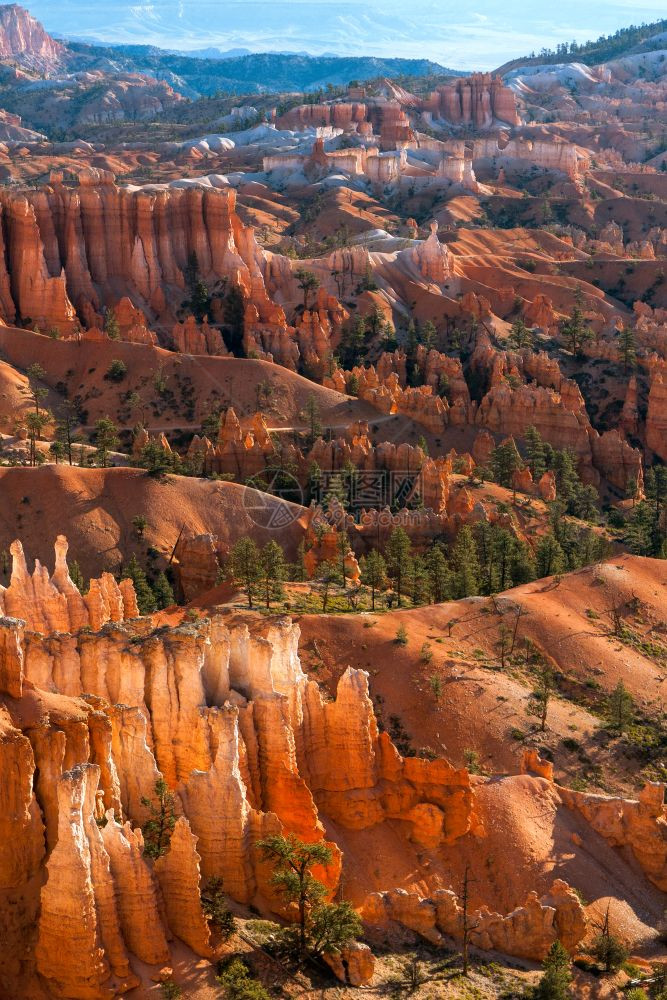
[460,864,479,977]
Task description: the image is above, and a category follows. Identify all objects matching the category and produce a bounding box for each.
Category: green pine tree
[122,554,157,614]
[535,940,572,999]
[617,325,636,372]
[360,549,387,610]
[425,545,453,603]
[451,526,481,598]
[524,425,547,480]
[535,533,566,578]
[491,439,523,488]
[141,778,176,859]
[385,527,413,606]
[152,572,175,610]
[229,538,261,609]
[259,540,286,609]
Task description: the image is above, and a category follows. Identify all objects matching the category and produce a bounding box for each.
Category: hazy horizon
[20,0,667,70]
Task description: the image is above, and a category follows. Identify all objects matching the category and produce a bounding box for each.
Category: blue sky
[25,0,667,69]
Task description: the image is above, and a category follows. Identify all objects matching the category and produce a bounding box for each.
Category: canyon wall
[0,172,289,336]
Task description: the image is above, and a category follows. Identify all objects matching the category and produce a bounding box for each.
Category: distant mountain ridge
[65,42,465,96]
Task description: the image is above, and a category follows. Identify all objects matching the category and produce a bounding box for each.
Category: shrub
[590,930,628,973]
[160,983,182,1000]
[105,359,127,382]
[217,958,271,1000]
[395,625,408,645]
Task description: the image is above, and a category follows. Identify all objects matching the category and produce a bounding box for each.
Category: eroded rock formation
[0,574,481,995]
[362,878,586,960]
[423,74,521,128]
[0,536,138,634]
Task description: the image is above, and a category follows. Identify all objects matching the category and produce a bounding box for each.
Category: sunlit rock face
[0,558,481,996]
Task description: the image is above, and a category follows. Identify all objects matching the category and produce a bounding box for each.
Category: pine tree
[316,560,339,613]
[425,545,452,603]
[24,362,49,414]
[618,325,636,372]
[491,440,522,488]
[405,319,418,358]
[510,540,536,585]
[229,538,261,609]
[301,394,323,446]
[535,940,572,999]
[608,680,633,732]
[103,307,120,340]
[93,416,119,469]
[360,549,386,610]
[525,425,547,480]
[385,527,412,606]
[49,440,65,464]
[141,778,176,859]
[140,441,174,477]
[408,554,429,606]
[560,289,594,355]
[366,303,385,339]
[536,533,566,578]
[24,410,50,466]
[256,833,361,960]
[507,317,533,350]
[451,526,481,598]
[292,540,307,582]
[132,515,148,539]
[122,554,157,614]
[421,320,437,350]
[69,560,86,595]
[340,315,367,368]
[491,528,516,592]
[152,572,175,610]
[55,400,81,466]
[184,251,211,321]
[552,449,581,504]
[295,268,320,311]
[529,661,555,732]
[334,530,349,587]
[590,906,628,973]
[259,540,286,609]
